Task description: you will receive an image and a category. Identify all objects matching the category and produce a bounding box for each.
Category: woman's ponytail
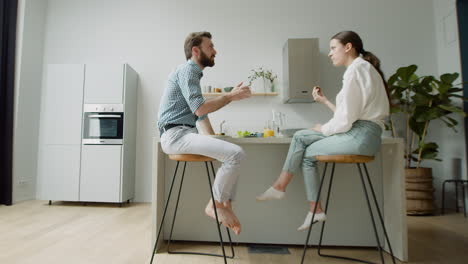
[361,50,390,104]
[362,51,380,70]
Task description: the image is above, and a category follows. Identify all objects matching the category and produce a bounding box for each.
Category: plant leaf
[414,106,443,122]
[421,151,439,160]
[397,65,418,82]
[409,117,425,136]
[450,94,468,100]
[448,88,463,93]
[444,116,458,126]
[440,73,459,84]
[437,83,451,94]
[439,104,465,113]
[387,73,398,86]
[413,142,440,161]
[412,93,431,105]
[440,116,459,132]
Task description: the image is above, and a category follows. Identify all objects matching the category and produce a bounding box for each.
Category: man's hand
[195,82,251,117]
[309,124,322,133]
[229,82,252,101]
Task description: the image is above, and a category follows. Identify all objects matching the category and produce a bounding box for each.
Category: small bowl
[223,87,234,92]
[256,133,264,138]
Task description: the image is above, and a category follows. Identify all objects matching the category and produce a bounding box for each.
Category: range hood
[282,38,320,103]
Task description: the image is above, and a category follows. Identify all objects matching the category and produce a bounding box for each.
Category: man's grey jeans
[160,126,246,202]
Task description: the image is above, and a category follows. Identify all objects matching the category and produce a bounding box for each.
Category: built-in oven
[82,104,124,145]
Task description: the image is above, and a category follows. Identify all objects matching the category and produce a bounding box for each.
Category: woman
[256,31,390,231]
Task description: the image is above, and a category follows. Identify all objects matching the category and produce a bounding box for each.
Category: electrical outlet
[18,178,29,185]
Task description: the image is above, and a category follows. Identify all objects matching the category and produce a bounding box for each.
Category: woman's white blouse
[321,57,390,136]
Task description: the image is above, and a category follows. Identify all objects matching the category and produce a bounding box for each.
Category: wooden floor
[0,200,467,264]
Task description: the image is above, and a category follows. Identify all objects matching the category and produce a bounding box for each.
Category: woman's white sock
[256,187,285,201]
[297,211,327,231]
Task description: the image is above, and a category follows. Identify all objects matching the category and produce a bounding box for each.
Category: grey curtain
[458,1,468,170]
[0,0,18,205]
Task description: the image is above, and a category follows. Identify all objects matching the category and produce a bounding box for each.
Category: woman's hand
[309,124,322,133]
[312,86,328,104]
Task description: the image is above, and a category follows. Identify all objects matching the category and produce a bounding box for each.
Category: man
[157,32,251,235]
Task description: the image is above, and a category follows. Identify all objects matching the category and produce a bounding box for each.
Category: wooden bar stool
[150,154,235,264]
[301,155,396,264]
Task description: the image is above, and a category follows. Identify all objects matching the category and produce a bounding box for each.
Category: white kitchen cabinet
[38,64,84,202]
[80,145,122,202]
[42,64,85,145]
[84,64,124,104]
[38,63,137,204]
[38,145,81,201]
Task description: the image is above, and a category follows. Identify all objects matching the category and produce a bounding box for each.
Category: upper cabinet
[42,64,85,145]
[84,64,124,104]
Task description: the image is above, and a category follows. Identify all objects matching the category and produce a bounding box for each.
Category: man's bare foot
[223,200,232,209]
[221,200,241,233]
[205,200,242,235]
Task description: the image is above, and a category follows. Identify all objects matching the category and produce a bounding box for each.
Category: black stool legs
[301,162,331,263]
[464,182,467,218]
[301,162,396,264]
[441,179,467,217]
[150,161,235,264]
[360,164,396,263]
[150,161,182,264]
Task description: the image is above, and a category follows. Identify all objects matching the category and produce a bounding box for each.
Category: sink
[280,128,305,137]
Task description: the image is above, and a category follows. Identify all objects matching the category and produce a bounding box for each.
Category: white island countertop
[156,135,403,145]
[151,136,407,261]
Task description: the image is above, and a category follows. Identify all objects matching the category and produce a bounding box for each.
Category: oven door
[82,112,124,144]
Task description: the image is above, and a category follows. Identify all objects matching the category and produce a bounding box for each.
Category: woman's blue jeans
[282,120,383,201]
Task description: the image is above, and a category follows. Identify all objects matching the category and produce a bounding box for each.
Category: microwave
[82,104,124,145]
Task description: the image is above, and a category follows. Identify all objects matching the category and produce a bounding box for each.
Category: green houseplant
[247,67,277,93]
[387,65,466,215]
[388,65,466,168]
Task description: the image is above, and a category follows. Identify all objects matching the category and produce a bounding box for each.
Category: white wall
[38,0,438,202]
[429,0,466,209]
[13,0,48,202]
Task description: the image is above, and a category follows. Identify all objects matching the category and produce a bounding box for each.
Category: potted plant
[387,64,466,215]
[247,67,277,93]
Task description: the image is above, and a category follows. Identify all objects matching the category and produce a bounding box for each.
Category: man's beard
[200,50,215,67]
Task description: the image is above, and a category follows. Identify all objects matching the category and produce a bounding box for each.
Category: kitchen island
[151,136,407,261]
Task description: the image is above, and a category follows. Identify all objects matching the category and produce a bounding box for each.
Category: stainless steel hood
[282,38,320,103]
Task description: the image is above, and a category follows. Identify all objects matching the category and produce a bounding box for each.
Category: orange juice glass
[263,128,275,137]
